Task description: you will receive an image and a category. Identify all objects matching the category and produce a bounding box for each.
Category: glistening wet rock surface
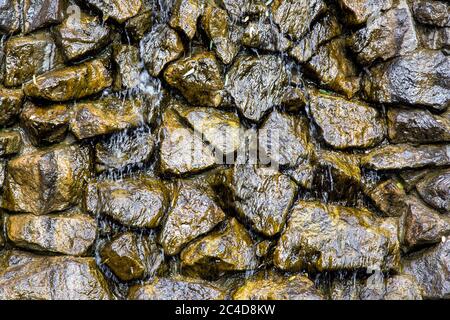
[0,0,449,301]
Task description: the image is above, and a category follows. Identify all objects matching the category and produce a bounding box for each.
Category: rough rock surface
[128,277,225,300]
[2,144,90,215]
[242,19,292,52]
[363,49,450,111]
[86,0,143,23]
[226,55,288,122]
[0,131,22,156]
[365,178,408,217]
[310,92,386,149]
[337,0,393,25]
[169,0,202,39]
[0,89,23,127]
[22,0,66,34]
[416,169,450,213]
[87,177,169,228]
[274,201,400,272]
[0,251,111,300]
[181,218,258,276]
[159,181,226,255]
[23,59,112,102]
[6,213,97,256]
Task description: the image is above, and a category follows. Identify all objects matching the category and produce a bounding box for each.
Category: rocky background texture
[0,0,449,300]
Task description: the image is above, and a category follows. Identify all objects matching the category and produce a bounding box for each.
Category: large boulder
[274,201,400,272]
[169,0,202,39]
[310,92,386,149]
[306,39,361,98]
[361,144,450,170]
[226,55,288,122]
[0,251,111,300]
[86,177,169,229]
[271,0,327,41]
[159,181,226,256]
[349,0,418,64]
[23,58,112,102]
[70,96,145,140]
[363,49,450,111]
[141,24,184,77]
[128,277,225,300]
[54,11,111,61]
[20,102,69,146]
[86,0,142,23]
[387,107,450,143]
[416,169,450,213]
[5,213,97,256]
[403,240,450,298]
[94,126,155,173]
[403,196,450,249]
[289,15,341,63]
[201,5,241,65]
[2,144,90,214]
[180,218,258,276]
[100,232,164,281]
[164,51,224,107]
[229,165,297,236]
[22,0,66,34]
[233,272,324,300]
[4,32,64,87]
[158,108,216,176]
[0,88,23,127]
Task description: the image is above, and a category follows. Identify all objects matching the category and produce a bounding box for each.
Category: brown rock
[416,169,450,213]
[337,0,393,25]
[0,131,21,156]
[22,0,66,34]
[86,0,143,23]
[0,88,23,127]
[0,0,21,34]
[170,0,202,39]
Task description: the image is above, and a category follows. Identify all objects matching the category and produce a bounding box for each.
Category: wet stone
[101,232,164,281]
[128,277,225,300]
[2,144,90,215]
[4,32,64,87]
[95,126,155,173]
[170,0,202,39]
[54,11,111,62]
[272,0,327,41]
[289,15,341,64]
[403,240,450,298]
[23,58,112,102]
[242,18,292,52]
[416,169,450,213]
[306,39,361,99]
[87,177,169,229]
[158,108,216,176]
[310,92,386,149]
[361,144,450,170]
[226,55,288,122]
[349,0,418,65]
[400,168,432,192]
[0,0,20,34]
[280,86,307,112]
[159,180,226,256]
[364,178,408,217]
[259,110,311,168]
[233,272,324,300]
[22,0,66,34]
[113,45,141,90]
[230,165,297,236]
[387,107,450,144]
[0,161,5,189]
[0,131,21,156]
[416,24,450,52]
[86,0,143,23]
[337,0,393,25]
[20,102,69,146]
[412,0,450,27]
[0,250,112,300]
[6,212,97,256]
[176,107,242,157]
[384,275,423,300]
[180,218,258,276]
[70,96,145,140]
[403,196,450,250]
[201,5,241,65]
[164,51,224,107]
[274,201,400,272]
[0,88,23,127]
[220,0,266,19]
[125,7,152,42]
[141,24,184,77]
[363,49,450,111]
[284,160,315,190]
